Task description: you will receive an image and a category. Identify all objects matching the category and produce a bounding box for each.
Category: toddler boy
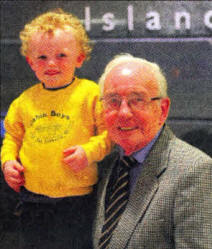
[1,8,110,249]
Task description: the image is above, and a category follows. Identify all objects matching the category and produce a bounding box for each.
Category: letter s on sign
[102,13,115,31]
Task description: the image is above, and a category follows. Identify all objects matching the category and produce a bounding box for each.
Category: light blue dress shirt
[119,128,162,193]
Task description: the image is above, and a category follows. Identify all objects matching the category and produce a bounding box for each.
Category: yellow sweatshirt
[1,78,110,197]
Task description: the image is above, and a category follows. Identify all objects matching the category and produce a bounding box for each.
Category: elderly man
[93,54,212,249]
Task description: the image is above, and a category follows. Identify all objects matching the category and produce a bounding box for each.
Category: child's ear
[26,56,33,67]
[26,56,36,71]
[76,53,86,68]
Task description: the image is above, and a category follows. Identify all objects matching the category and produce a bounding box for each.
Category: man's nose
[118,99,133,118]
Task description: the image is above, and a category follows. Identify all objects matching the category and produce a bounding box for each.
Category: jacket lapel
[94,126,176,249]
[110,172,159,248]
[93,151,120,248]
[109,125,175,249]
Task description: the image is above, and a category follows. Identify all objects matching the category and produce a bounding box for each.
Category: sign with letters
[80,1,212,38]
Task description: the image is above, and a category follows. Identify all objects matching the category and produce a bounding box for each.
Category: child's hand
[63,146,88,173]
[2,160,25,192]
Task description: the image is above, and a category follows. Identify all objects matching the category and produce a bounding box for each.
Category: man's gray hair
[98,53,168,97]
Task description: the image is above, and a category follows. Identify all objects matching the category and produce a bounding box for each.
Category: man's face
[27,28,85,88]
[103,61,170,155]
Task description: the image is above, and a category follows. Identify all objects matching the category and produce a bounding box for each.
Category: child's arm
[63,85,111,173]
[79,93,111,165]
[63,146,88,173]
[1,98,25,191]
[2,160,25,192]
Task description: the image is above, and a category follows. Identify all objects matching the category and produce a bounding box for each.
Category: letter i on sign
[85,6,91,31]
[128,5,134,31]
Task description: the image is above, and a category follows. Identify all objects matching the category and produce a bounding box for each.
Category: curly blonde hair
[19,8,92,59]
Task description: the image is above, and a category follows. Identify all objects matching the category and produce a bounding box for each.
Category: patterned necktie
[98,156,137,249]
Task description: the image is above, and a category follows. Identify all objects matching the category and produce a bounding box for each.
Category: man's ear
[76,53,86,68]
[159,97,171,125]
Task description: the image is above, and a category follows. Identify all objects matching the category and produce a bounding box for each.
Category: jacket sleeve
[80,91,111,165]
[1,98,25,166]
[174,156,212,249]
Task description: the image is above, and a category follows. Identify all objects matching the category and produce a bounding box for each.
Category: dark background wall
[0,1,212,247]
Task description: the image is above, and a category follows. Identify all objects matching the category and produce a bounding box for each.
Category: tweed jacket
[93,125,212,249]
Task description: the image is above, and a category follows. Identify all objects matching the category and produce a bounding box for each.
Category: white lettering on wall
[128,5,134,31]
[85,6,91,31]
[146,11,161,30]
[204,10,212,29]
[83,6,212,34]
[175,12,191,30]
[102,13,115,31]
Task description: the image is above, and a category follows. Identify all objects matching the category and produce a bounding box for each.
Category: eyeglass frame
[100,93,163,111]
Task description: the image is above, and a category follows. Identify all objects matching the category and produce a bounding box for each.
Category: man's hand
[63,146,88,173]
[2,160,25,192]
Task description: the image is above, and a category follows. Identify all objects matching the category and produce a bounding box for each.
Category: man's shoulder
[147,125,212,177]
[171,136,211,165]
[158,125,211,160]
[163,129,212,179]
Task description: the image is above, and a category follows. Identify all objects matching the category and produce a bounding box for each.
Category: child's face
[27,28,85,88]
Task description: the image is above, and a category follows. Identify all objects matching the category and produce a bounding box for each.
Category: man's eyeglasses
[100,94,162,111]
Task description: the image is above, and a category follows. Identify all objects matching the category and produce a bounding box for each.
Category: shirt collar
[42,77,75,91]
